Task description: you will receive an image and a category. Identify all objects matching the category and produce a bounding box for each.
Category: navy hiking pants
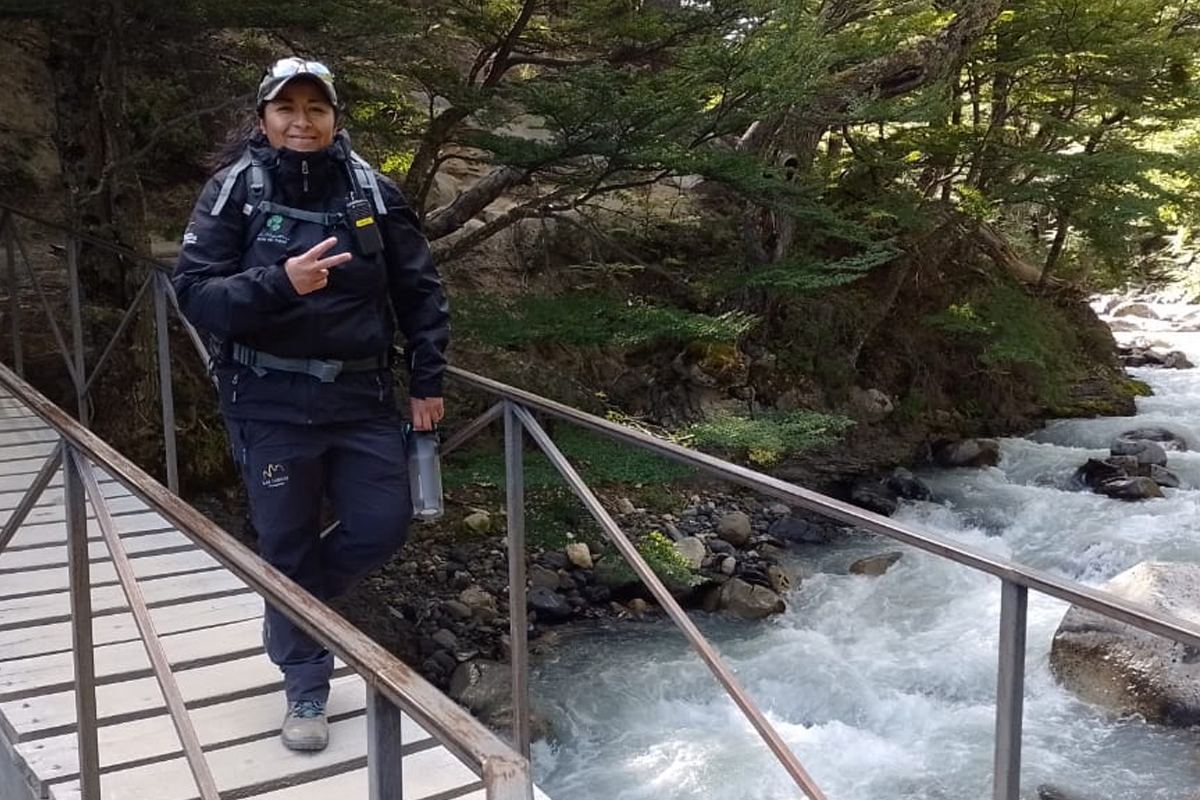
[228,417,412,703]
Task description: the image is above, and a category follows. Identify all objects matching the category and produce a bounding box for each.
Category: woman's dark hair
[206,113,263,173]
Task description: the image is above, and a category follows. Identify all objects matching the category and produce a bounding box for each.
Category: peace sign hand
[284,237,352,295]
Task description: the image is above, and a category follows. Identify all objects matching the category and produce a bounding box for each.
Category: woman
[173,57,449,752]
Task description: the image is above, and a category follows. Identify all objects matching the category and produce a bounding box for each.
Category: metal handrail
[4,202,1200,799]
[447,368,1200,650]
[0,362,533,799]
[0,206,182,488]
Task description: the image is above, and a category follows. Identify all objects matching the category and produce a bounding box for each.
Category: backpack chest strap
[253,200,344,228]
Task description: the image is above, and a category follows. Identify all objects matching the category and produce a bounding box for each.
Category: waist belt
[231,343,388,383]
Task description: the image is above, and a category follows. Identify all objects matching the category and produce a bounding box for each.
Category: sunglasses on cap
[257,57,338,108]
[268,57,333,80]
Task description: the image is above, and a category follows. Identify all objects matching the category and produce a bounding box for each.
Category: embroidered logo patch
[265,214,284,233]
[261,463,289,489]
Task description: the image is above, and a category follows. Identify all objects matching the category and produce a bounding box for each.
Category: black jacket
[173,132,449,424]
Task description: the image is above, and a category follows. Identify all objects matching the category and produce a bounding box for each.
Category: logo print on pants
[262,463,289,489]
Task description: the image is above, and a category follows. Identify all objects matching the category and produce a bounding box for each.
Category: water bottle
[407,426,444,521]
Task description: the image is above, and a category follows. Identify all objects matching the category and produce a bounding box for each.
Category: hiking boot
[280,699,328,751]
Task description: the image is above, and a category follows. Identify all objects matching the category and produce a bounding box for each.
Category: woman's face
[260,79,336,152]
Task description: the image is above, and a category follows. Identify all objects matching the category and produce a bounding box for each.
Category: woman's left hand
[411,397,445,431]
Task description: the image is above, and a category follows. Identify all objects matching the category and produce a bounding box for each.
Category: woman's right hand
[285,237,353,295]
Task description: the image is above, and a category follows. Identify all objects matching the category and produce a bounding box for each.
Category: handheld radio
[346,197,384,256]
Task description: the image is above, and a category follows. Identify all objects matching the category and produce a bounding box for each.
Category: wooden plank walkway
[0,390,550,800]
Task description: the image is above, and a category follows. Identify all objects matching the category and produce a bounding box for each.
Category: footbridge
[1,203,1199,800]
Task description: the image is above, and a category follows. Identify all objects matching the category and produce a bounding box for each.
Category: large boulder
[1050,561,1200,727]
[1073,459,1168,500]
[717,578,785,620]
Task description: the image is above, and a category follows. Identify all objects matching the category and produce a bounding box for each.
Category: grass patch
[444,425,696,490]
[682,410,855,466]
[453,292,756,350]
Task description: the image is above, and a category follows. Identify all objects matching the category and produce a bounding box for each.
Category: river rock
[850,386,893,420]
[720,556,737,575]
[459,585,499,621]
[849,552,903,576]
[1116,426,1190,452]
[932,438,1001,468]
[1163,350,1194,369]
[615,497,636,515]
[849,478,898,516]
[565,542,593,569]
[768,515,831,544]
[463,510,492,533]
[708,537,736,555]
[1097,476,1164,501]
[432,629,458,649]
[718,577,785,620]
[527,587,572,621]
[716,512,753,547]
[450,659,553,739]
[529,564,560,591]
[442,600,473,620]
[1109,437,1168,466]
[1050,561,1200,726]
[767,564,793,594]
[674,537,706,569]
[1110,301,1159,319]
[1148,464,1181,488]
[887,467,933,501]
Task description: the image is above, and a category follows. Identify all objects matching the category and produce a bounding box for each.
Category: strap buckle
[313,359,343,383]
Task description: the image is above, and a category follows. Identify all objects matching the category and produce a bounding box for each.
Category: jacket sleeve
[378,175,450,399]
[171,171,299,338]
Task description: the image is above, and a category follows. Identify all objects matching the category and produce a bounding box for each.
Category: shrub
[683,410,855,466]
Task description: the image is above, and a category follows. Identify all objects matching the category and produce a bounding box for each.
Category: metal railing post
[152,272,179,493]
[63,443,101,799]
[65,236,88,424]
[993,579,1028,800]
[367,687,404,800]
[3,213,23,376]
[504,402,531,758]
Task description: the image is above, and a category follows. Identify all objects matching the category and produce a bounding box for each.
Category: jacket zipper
[231,372,240,404]
[302,159,309,194]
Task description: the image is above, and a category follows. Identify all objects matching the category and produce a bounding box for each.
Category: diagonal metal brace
[0,441,63,554]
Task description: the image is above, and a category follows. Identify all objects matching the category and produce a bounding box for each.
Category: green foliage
[443,425,696,491]
[925,283,1084,402]
[740,243,903,292]
[683,410,855,466]
[453,293,756,350]
[601,530,702,592]
[925,302,993,337]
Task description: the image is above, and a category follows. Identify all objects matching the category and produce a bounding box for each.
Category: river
[530,309,1200,800]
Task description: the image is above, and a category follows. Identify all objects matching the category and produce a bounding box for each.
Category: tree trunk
[1041,207,1070,285]
[47,0,146,307]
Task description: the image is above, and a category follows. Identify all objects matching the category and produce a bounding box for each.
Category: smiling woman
[171,56,450,755]
[259,81,337,151]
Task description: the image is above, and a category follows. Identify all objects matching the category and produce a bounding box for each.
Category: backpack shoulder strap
[210,149,255,217]
[350,151,388,216]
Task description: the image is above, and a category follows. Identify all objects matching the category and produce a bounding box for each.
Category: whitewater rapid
[531,326,1200,800]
